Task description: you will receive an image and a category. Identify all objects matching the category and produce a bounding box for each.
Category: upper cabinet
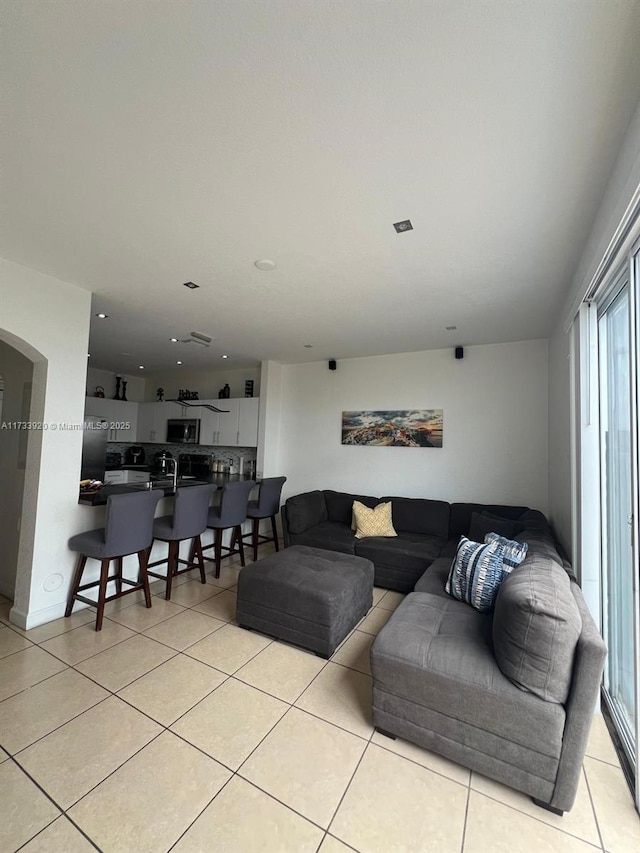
[198,398,259,447]
[137,402,170,444]
[84,397,138,443]
[237,397,260,446]
[84,395,259,447]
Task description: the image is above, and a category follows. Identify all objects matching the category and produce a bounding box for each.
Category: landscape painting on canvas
[341,410,443,447]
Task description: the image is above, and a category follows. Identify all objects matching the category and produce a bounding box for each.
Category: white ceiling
[2,1,640,374]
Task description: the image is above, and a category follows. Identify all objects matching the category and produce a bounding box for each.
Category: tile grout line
[322,715,377,844]
[459,785,472,853]
[468,788,605,850]
[582,763,607,852]
[7,752,102,852]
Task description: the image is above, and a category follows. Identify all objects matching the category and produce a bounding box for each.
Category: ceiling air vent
[393,220,413,233]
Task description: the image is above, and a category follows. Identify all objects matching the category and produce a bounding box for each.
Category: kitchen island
[78,473,258,506]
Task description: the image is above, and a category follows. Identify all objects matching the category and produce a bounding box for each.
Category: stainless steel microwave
[166,418,200,444]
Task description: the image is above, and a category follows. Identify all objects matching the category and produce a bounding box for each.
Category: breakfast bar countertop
[78,473,258,506]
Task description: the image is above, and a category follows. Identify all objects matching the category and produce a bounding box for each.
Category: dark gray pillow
[493,558,582,704]
[468,511,525,542]
[286,491,328,535]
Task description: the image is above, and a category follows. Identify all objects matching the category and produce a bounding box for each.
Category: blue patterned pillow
[484,533,528,570]
[445,536,508,612]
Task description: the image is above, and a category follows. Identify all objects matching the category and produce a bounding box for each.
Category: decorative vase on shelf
[223,383,230,398]
[121,380,127,401]
[113,376,121,400]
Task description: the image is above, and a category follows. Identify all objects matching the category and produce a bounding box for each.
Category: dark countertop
[105,464,151,472]
[79,474,257,506]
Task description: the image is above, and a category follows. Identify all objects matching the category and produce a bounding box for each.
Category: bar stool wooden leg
[194,535,206,583]
[165,540,178,600]
[236,525,246,567]
[95,558,111,631]
[138,549,153,608]
[65,554,87,617]
[116,557,123,596]
[214,529,223,578]
[252,518,260,562]
[270,515,279,552]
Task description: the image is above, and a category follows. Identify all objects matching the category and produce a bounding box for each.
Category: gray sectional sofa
[281,490,607,814]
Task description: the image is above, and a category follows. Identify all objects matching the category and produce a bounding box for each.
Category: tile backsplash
[108,441,257,475]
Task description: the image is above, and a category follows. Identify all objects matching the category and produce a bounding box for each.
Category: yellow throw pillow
[352,500,397,539]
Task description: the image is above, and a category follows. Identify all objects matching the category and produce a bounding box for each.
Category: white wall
[0,257,92,628]
[548,95,640,558]
[278,340,549,512]
[86,366,146,403]
[143,365,260,402]
[0,341,33,598]
[547,325,572,556]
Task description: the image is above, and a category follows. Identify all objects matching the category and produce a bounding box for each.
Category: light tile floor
[0,553,639,852]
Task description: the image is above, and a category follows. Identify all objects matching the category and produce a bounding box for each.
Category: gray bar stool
[147,483,217,600]
[201,480,256,577]
[243,476,287,561]
[66,489,163,631]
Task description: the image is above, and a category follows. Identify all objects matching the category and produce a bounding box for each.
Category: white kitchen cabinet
[103,469,149,485]
[84,397,138,443]
[237,397,259,446]
[196,400,220,445]
[137,402,169,444]
[196,397,259,447]
[125,470,149,484]
[216,398,240,445]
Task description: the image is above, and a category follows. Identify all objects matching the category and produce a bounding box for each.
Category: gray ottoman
[236,545,374,657]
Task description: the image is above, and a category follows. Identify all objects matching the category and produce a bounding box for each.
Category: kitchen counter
[78,473,258,506]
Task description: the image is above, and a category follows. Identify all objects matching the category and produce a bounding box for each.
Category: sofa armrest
[550,582,607,812]
[282,491,329,543]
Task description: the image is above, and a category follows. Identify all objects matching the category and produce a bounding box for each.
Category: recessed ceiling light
[254,259,276,271]
[87,353,90,358]
[95,312,108,319]
[176,361,183,365]
[221,354,229,359]
[303,344,313,349]
[139,365,144,369]
[183,281,199,289]
[445,325,457,331]
[393,220,413,233]
[170,337,178,342]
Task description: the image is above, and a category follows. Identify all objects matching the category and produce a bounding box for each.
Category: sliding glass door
[598,257,640,807]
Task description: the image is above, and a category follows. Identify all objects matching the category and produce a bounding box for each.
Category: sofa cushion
[468,512,526,543]
[450,503,529,539]
[493,558,582,704]
[413,557,451,598]
[380,496,450,538]
[352,501,397,539]
[286,491,328,535]
[324,490,378,525]
[371,593,566,759]
[355,532,443,572]
[287,521,357,554]
[354,532,444,591]
[446,536,509,612]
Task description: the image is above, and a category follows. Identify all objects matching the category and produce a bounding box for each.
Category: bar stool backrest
[104,490,163,557]
[253,476,287,517]
[171,483,217,540]
[215,480,256,528]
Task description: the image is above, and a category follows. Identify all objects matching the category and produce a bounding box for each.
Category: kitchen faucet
[165,457,178,492]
